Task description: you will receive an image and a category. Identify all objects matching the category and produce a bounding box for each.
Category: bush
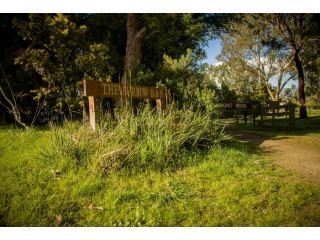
[48,104,228,175]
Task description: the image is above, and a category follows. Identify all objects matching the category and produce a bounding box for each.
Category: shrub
[48,104,228,175]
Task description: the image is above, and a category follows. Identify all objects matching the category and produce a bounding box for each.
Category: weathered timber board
[83,80,170,100]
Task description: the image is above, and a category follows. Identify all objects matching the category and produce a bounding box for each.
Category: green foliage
[76,43,114,81]
[159,49,196,102]
[150,49,218,112]
[282,84,298,102]
[84,14,127,77]
[140,14,211,71]
[49,105,227,174]
[14,14,88,121]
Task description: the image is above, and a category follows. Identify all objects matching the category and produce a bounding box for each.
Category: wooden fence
[214,101,296,130]
[259,101,295,130]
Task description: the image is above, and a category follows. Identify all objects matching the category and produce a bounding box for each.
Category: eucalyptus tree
[216,14,297,102]
[301,34,320,103]
[255,13,320,118]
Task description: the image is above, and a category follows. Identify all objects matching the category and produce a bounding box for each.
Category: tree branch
[282,53,295,71]
[280,74,296,93]
[0,100,11,112]
[0,64,29,129]
[0,63,17,107]
[0,84,15,110]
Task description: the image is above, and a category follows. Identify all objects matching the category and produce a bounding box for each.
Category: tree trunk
[0,64,29,129]
[12,107,29,130]
[122,13,146,84]
[264,79,276,101]
[293,49,307,118]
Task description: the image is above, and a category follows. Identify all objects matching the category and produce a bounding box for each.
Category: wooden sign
[83,80,171,130]
[83,80,170,100]
[215,102,251,109]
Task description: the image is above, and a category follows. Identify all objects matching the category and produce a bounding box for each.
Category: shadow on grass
[220,133,265,155]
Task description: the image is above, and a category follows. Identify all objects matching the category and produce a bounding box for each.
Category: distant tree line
[0,13,319,128]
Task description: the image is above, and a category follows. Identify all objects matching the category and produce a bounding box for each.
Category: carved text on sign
[83,80,169,100]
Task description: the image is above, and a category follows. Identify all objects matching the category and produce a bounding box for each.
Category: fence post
[260,104,264,127]
[272,107,275,127]
[156,99,162,111]
[88,96,100,131]
[252,107,256,125]
[244,110,247,125]
[288,103,295,130]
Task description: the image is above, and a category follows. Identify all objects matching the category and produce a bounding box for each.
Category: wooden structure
[214,100,296,130]
[260,101,296,130]
[214,101,260,125]
[83,80,171,130]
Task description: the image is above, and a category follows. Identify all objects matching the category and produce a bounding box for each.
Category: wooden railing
[213,100,296,129]
[260,101,296,129]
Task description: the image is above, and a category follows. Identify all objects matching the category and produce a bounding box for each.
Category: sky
[203,39,222,65]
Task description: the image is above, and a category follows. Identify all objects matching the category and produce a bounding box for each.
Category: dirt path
[230,131,320,182]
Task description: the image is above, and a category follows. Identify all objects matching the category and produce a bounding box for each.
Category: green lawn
[1,125,320,226]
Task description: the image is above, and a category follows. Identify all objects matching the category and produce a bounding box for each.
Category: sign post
[83,80,171,130]
[88,96,100,131]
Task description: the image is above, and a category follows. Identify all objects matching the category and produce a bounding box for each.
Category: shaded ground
[230,130,320,183]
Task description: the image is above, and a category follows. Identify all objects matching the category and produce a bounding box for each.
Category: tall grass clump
[48,104,228,175]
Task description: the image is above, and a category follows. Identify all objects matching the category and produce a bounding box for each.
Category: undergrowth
[48,105,228,175]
